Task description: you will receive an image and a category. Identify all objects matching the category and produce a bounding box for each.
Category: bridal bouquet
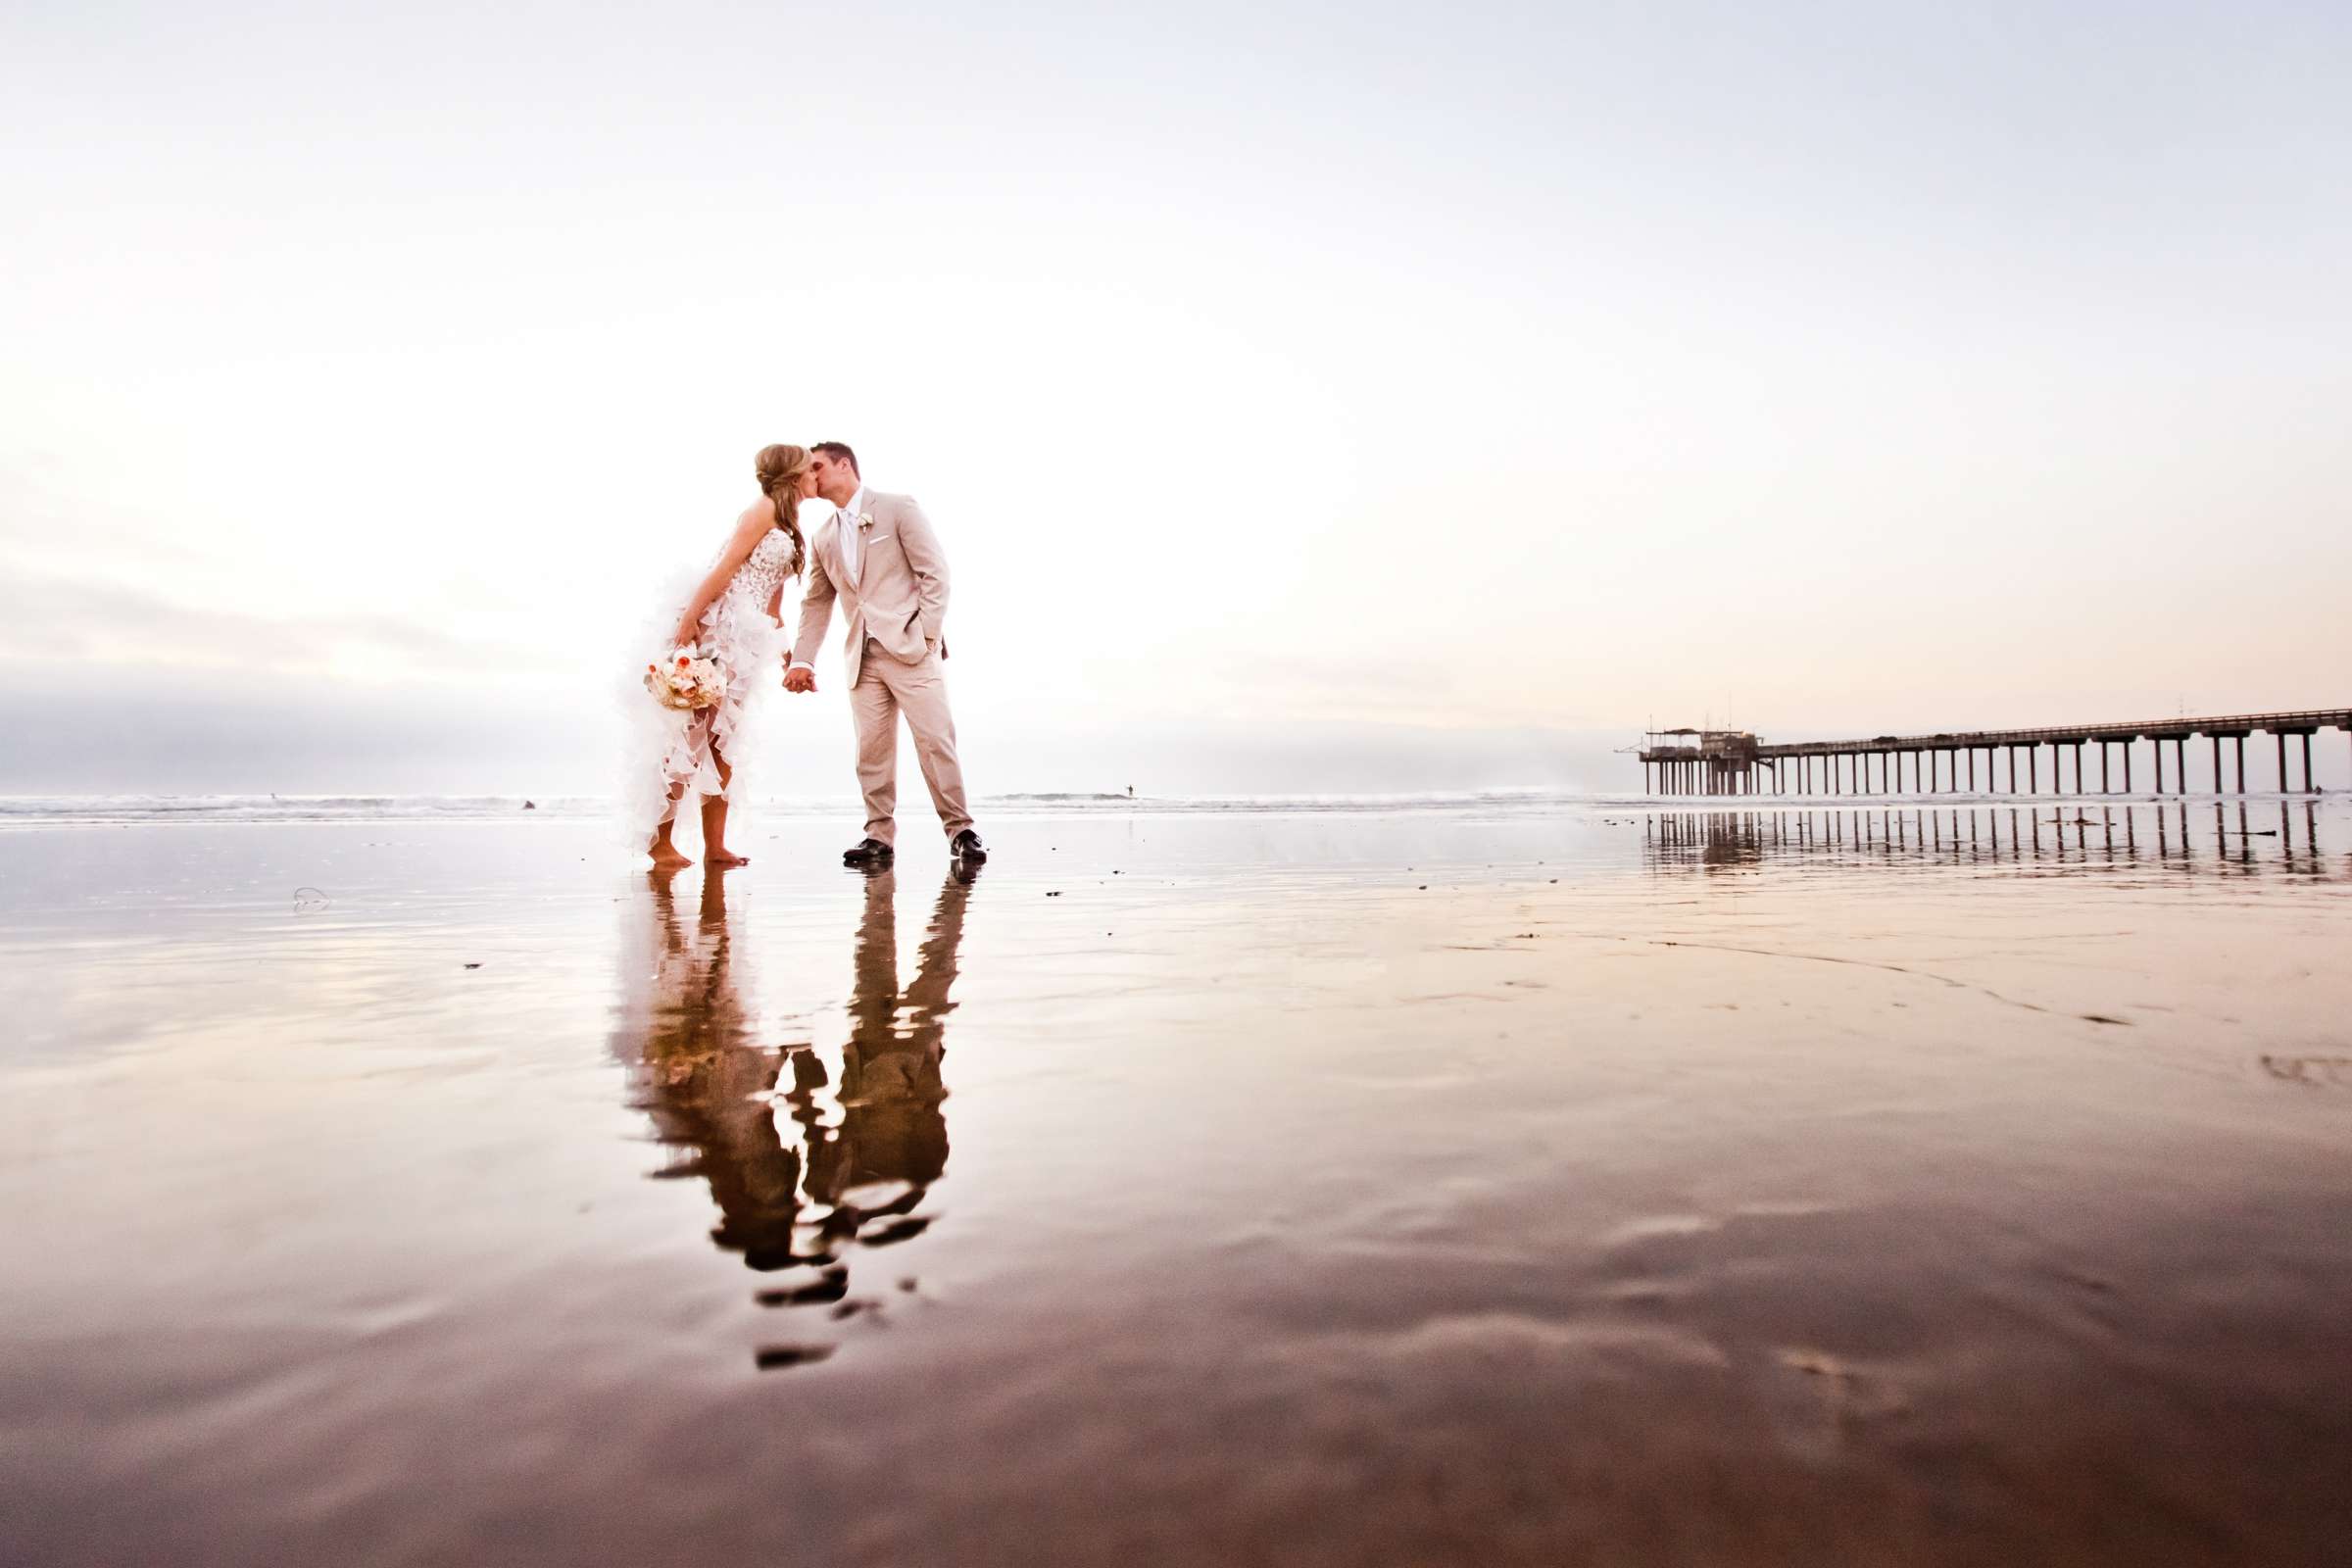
[644,646,724,711]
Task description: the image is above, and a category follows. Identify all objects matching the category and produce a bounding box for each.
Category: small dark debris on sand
[754,1344,835,1371]
[2260,1054,2352,1086]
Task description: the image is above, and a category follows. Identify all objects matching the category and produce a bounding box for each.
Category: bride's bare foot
[707,849,750,867]
[650,843,694,869]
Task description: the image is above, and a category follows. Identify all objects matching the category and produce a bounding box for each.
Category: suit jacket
[791,490,951,689]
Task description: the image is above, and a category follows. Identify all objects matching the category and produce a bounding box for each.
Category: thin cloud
[0,569,553,680]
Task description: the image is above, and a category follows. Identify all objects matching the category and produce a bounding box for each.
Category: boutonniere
[856,512,875,530]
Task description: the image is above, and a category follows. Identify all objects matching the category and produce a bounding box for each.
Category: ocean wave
[0,794,618,825]
[0,788,1627,826]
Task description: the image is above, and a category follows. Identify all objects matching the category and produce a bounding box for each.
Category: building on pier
[1639,727,1761,796]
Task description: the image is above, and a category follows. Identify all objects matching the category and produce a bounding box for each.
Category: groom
[784,442,986,868]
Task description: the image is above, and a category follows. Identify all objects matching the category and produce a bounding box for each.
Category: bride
[640,443,815,868]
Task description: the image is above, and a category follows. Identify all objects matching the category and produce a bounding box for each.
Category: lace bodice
[726,528,800,607]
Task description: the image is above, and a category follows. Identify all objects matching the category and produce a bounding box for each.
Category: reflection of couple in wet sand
[615,862,973,1346]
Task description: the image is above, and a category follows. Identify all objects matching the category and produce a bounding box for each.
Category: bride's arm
[670,500,775,646]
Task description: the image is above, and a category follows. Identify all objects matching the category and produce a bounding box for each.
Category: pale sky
[4,1,2347,794]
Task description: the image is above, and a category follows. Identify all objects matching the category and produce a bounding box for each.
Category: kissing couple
[636,441,985,873]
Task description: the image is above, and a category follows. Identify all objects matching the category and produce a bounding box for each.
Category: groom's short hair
[813,441,858,475]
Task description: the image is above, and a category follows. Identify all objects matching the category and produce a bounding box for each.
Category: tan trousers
[850,640,972,845]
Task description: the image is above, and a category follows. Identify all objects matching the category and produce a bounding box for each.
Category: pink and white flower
[643,645,724,711]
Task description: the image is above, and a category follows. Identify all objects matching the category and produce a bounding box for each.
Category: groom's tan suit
[791,490,973,846]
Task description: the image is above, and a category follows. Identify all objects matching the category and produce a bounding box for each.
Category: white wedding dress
[622,527,799,836]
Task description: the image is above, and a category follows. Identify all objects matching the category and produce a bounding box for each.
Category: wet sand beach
[4,798,2350,1566]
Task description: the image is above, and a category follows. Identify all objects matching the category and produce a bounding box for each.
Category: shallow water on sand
[4,800,2350,1566]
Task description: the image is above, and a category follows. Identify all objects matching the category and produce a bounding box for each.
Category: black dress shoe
[843,838,895,866]
[952,829,988,863]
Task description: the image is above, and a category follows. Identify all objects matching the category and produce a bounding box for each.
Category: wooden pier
[1640,710,2351,798]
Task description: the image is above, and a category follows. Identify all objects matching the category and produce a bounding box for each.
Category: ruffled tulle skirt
[618,573,792,843]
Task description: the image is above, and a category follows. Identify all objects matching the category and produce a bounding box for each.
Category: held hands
[783,665,816,694]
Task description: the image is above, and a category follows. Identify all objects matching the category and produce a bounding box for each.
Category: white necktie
[841,504,860,585]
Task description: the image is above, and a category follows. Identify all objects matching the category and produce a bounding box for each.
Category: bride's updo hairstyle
[754,443,808,578]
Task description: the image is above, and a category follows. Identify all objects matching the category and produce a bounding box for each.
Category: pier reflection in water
[615,863,974,1363]
[1645,800,2335,879]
